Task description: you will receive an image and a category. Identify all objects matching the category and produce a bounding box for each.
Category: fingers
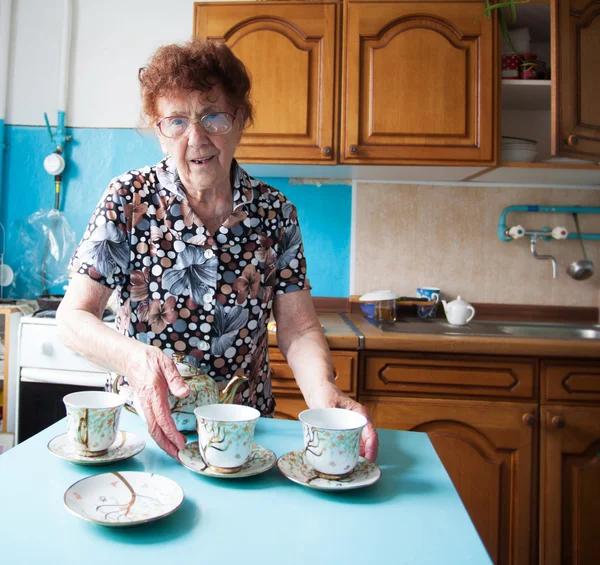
[137,385,187,459]
[361,421,379,462]
[161,355,190,398]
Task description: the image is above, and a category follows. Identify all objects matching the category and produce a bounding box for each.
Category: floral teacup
[63,391,124,457]
[194,404,260,473]
[299,408,367,479]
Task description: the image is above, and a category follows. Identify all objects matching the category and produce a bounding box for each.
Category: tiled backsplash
[354,183,600,307]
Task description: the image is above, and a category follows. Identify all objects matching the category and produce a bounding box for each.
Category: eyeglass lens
[159,113,233,138]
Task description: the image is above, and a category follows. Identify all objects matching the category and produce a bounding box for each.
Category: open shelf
[502,79,551,111]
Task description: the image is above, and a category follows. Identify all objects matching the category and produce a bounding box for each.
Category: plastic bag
[14,209,76,298]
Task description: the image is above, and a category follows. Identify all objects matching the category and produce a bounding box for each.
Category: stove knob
[40,342,54,356]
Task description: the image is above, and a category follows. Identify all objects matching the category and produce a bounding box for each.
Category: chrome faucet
[530,235,558,278]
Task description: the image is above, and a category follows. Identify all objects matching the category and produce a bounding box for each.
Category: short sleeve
[274,201,308,295]
[69,181,132,289]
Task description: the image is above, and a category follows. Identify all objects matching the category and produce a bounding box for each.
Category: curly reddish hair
[139,38,254,128]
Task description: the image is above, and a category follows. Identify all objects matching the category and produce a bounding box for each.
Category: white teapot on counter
[441,296,476,326]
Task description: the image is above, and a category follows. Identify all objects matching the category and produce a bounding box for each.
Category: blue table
[0,412,491,564]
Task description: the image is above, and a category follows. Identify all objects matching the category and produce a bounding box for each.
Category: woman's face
[155,85,242,195]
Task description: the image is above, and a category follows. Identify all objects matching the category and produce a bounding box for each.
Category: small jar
[519,53,538,79]
[375,299,397,323]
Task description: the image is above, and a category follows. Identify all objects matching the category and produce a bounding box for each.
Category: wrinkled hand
[308,382,379,462]
[125,345,190,459]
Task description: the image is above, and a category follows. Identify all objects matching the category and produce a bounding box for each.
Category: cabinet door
[194,2,338,164]
[554,0,600,159]
[342,2,496,164]
[540,406,600,565]
[362,396,537,565]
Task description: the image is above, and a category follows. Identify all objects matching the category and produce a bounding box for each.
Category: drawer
[19,321,106,373]
[269,348,357,395]
[362,352,536,400]
[541,359,600,403]
[273,395,309,421]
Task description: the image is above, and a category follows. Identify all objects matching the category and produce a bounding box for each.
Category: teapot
[113,353,248,432]
[441,296,476,326]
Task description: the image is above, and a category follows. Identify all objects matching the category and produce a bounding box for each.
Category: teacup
[298,407,367,479]
[194,404,260,473]
[416,286,441,319]
[63,391,124,457]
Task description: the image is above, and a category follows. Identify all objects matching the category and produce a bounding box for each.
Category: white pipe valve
[507,225,525,239]
[552,227,569,240]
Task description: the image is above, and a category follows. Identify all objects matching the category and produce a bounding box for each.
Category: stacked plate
[501,136,538,162]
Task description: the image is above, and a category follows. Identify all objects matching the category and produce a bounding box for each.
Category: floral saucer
[277,450,382,491]
[178,441,277,478]
[48,430,145,465]
[64,471,184,527]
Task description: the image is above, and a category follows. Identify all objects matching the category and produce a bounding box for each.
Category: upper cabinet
[342,2,496,165]
[554,0,600,159]
[194,0,497,166]
[194,2,339,164]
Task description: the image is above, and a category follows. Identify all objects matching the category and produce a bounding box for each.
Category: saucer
[48,431,145,465]
[64,471,184,527]
[178,441,277,478]
[277,450,382,491]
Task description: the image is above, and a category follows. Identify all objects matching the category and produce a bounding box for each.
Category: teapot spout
[441,299,448,312]
[219,375,249,404]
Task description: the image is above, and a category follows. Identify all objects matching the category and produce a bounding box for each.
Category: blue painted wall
[0,126,351,299]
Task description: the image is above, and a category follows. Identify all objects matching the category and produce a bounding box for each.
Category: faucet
[530,235,558,278]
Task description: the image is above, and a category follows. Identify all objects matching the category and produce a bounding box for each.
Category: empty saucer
[178,441,276,478]
[277,450,381,491]
[48,430,145,465]
[64,471,184,527]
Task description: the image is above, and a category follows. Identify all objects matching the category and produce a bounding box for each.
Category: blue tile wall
[0,126,351,299]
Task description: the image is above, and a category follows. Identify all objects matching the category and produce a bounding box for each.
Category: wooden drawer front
[273,396,309,421]
[363,353,536,400]
[269,348,357,394]
[542,360,600,403]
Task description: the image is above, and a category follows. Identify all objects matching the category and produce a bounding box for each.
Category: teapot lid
[172,352,202,377]
[450,295,470,305]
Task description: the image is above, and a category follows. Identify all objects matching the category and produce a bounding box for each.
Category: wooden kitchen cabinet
[554,0,600,159]
[0,307,21,434]
[194,2,339,164]
[362,395,537,565]
[342,1,497,164]
[194,0,498,165]
[270,347,358,419]
[539,405,600,565]
[539,357,600,565]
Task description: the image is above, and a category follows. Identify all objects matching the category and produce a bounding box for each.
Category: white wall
[6,0,240,128]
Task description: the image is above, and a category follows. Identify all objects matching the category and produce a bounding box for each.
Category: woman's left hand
[307,382,379,462]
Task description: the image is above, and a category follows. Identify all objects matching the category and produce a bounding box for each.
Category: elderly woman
[57,38,378,461]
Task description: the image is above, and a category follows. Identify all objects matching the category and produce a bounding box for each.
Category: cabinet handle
[522,413,535,426]
[552,416,565,428]
[321,146,332,156]
[349,145,358,154]
[567,134,579,146]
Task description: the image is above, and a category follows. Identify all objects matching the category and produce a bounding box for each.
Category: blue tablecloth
[0,411,491,564]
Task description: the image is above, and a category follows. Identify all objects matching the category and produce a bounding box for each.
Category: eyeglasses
[156,112,236,138]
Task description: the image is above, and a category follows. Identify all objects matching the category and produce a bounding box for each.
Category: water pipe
[0,0,13,209]
[498,205,600,242]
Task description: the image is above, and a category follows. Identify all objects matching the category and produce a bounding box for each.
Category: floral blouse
[70,157,308,416]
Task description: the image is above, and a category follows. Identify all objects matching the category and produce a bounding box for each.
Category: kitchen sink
[372,318,600,340]
[495,323,600,340]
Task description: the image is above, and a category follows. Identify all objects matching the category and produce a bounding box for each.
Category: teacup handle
[431,293,440,304]
[466,306,476,323]
[76,411,88,447]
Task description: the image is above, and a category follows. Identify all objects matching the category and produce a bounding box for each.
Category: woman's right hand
[125,345,190,458]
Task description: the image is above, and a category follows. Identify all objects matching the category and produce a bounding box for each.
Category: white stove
[15,316,112,442]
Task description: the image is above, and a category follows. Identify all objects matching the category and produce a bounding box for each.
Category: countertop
[346,314,600,358]
[0,412,491,565]
[275,312,599,359]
